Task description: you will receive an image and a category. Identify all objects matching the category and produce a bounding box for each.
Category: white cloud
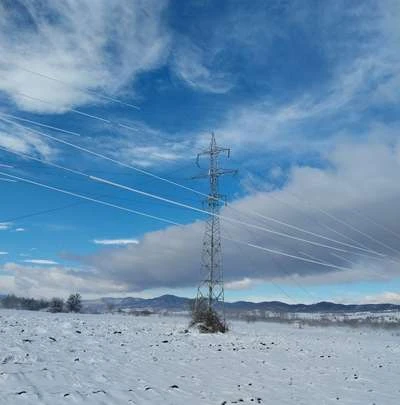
[207,2,400,153]
[226,278,257,291]
[0,222,11,230]
[1,262,127,298]
[74,136,400,293]
[172,38,234,94]
[169,1,287,94]
[15,228,25,232]
[91,120,192,168]
[23,259,59,265]
[0,251,8,255]
[0,119,57,160]
[2,136,400,300]
[93,238,140,246]
[1,2,400,302]
[0,0,169,113]
[363,292,400,304]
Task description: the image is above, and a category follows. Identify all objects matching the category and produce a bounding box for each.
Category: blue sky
[1,0,400,303]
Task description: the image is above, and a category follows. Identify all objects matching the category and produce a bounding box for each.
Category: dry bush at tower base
[190,298,228,333]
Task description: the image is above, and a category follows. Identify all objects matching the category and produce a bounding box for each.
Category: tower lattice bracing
[193,132,237,317]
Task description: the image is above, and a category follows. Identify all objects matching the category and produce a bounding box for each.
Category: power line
[0,144,389,259]
[224,236,354,272]
[298,251,333,267]
[2,112,397,261]
[5,167,297,303]
[223,198,400,269]
[0,170,358,274]
[223,216,320,303]
[0,115,386,258]
[225,202,381,256]
[91,176,388,259]
[2,92,178,143]
[244,192,373,251]
[0,161,200,224]
[338,180,400,244]
[1,63,234,114]
[1,158,202,230]
[1,201,84,223]
[3,62,140,110]
[224,203,400,297]
[0,112,81,137]
[348,207,400,243]
[223,227,296,302]
[0,115,203,195]
[0,171,180,226]
[228,164,390,255]
[287,190,400,257]
[0,177,17,183]
[0,112,188,169]
[0,145,86,177]
[14,91,112,123]
[330,252,358,266]
[5,140,383,286]
[3,96,396,259]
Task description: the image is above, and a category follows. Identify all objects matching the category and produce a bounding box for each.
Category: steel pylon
[193,132,237,318]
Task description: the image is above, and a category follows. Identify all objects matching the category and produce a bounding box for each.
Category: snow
[0,310,399,404]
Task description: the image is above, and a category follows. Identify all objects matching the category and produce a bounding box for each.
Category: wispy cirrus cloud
[0,0,170,113]
[206,1,400,156]
[171,37,235,94]
[90,120,192,168]
[0,118,57,160]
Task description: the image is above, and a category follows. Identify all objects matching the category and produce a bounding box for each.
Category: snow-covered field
[0,310,399,404]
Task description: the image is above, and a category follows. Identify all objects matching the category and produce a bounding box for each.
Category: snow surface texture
[0,310,399,404]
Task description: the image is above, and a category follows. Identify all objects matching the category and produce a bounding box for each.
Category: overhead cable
[0,114,386,258]
[4,63,140,110]
[0,170,358,274]
[0,143,388,259]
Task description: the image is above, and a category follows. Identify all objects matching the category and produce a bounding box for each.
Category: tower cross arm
[191,168,238,180]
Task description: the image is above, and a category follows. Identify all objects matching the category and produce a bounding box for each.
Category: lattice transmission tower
[193,132,237,318]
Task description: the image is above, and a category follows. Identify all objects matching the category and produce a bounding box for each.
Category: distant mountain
[83,294,192,313]
[82,294,400,314]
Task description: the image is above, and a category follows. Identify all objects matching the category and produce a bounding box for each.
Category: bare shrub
[49,297,64,313]
[190,298,228,333]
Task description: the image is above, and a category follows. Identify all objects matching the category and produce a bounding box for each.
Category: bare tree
[49,297,64,313]
[66,293,82,313]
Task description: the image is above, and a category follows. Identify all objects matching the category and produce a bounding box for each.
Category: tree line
[0,293,82,313]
